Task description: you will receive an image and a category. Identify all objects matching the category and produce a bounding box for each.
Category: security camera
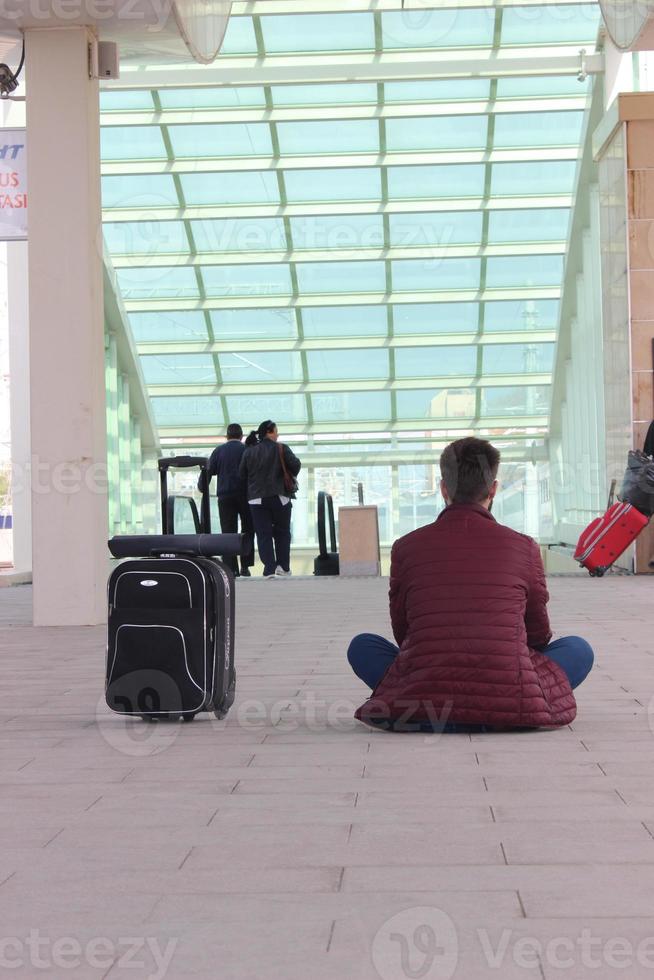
[0,65,19,98]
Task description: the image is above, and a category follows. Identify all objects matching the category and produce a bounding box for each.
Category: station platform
[1,575,654,978]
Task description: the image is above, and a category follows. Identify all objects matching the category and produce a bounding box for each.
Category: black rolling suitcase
[106,534,243,722]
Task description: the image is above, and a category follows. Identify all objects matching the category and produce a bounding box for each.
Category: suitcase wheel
[140,714,158,722]
[182,714,196,723]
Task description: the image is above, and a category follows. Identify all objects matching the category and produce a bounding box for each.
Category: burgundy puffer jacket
[355,504,576,730]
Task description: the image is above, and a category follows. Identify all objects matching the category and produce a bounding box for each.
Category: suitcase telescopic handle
[608,479,617,509]
[158,456,209,472]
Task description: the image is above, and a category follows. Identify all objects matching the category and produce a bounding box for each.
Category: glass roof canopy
[100,0,600,455]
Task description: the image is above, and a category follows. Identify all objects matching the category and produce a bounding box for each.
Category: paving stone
[2,576,654,979]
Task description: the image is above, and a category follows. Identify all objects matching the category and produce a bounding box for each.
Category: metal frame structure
[100,0,602,538]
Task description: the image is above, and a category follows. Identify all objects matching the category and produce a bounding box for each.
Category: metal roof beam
[102,147,581,177]
[103,196,573,223]
[156,417,549,435]
[146,374,552,396]
[100,97,587,128]
[108,49,603,90]
[123,285,560,313]
[137,330,557,355]
[111,242,566,268]
[231,0,597,12]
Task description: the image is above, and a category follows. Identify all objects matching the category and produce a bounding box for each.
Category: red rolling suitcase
[574,500,649,576]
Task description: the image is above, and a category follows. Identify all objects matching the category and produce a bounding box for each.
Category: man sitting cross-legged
[348,437,594,733]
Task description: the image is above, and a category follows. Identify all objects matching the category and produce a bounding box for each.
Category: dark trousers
[217,494,254,576]
[347,633,594,731]
[249,496,292,576]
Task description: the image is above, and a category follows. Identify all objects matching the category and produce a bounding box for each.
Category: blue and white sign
[0,129,26,241]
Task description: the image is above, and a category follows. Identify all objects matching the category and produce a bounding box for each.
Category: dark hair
[257,419,276,441]
[439,437,500,504]
[226,423,243,440]
[245,431,259,447]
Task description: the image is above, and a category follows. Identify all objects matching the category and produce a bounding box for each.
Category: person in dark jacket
[348,437,594,732]
[204,423,254,577]
[239,420,301,579]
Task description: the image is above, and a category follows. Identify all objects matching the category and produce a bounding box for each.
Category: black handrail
[166,495,201,535]
[317,491,337,558]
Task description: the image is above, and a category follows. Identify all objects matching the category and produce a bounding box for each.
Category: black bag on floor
[619,450,654,518]
[106,535,243,721]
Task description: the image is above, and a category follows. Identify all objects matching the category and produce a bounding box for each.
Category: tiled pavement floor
[1,576,654,978]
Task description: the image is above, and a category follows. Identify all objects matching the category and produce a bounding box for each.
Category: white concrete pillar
[7,241,31,574]
[26,27,107,625]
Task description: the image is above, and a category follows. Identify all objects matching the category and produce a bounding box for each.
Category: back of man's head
[440,437,500,504]
[226,423,243,440]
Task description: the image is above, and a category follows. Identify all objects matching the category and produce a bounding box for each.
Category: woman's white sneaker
[275,566,292,576]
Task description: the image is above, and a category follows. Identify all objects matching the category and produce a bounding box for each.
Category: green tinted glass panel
[219,351,303,383]
[296,261,386,294]
[141,354,216,385]
[102,174,177,209]
[393,302,478,334]
[151,396,223,425]
[385,79,490,102]
[390,212,483,246]
[101,91,153,111]
[484,299,559,331]
[396,388,475,420]
[220,15,258,54]
[201,264,292,297]
[494,111,584,148]
[210,308,297,341]
[301,305,387,337]
[485,255,563,288]
[501,5,600,44]
[388,164,485,199]
[290,214,384,250]
[191,218,287,252]
[381,9,494,48]
[271,83,377,106]
[491,161,576,195]
[116,266,198,299]
[285,168,381,203]
[306,349,388,380]
[261,13,375,52]
[480,385,550,416]
[159,87,266,108]
[168,123,272,158]
[129,311,208,343]
[395,346,476,377]
[386,116,487,151]
[277,120,379,155]
[487,209,569,243]
[225,394,307,424]
[180,171,280,206]
[311,391,391,422]
[104,221,187,255]
[483,343,554,374]
[496,75,590,98]
[101,127,166,161]
[393,258,481,291]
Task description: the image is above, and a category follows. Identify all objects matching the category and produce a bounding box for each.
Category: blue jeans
[347,634,594,731]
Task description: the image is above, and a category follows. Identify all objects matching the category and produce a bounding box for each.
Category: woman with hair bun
[239,420,302,578]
